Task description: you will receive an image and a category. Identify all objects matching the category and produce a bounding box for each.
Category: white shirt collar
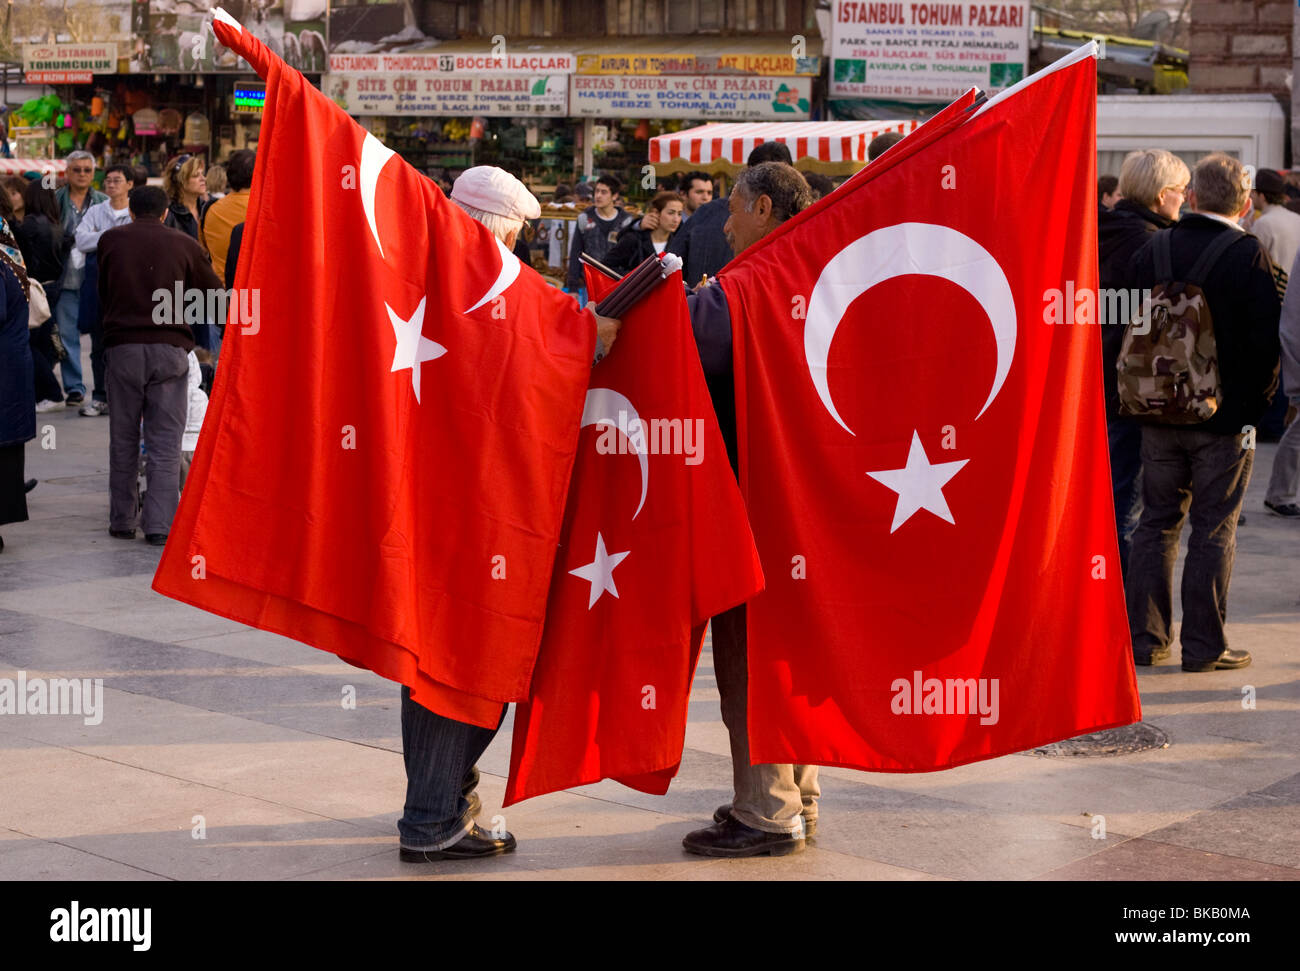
[1193,210,1245,232]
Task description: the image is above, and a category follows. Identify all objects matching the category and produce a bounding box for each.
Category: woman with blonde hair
[162,154,211,248]
[204,163,228,201]
[1097,148,1191,579]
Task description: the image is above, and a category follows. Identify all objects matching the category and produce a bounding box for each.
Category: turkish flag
[503,265,763,804]
[720,50,1141,771]
[154,12,595,726]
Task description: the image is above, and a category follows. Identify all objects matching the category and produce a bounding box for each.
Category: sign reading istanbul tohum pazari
[830,1,1029,101]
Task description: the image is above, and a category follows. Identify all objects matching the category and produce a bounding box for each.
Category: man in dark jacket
[98,185,224,546]
[1098,149,1189,575]
[565,174,633,290]
[1125,153,1281,673]
[668,141,796,287]
[680,162,817,859]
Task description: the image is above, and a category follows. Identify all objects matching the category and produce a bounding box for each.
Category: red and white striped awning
[0,158,66,176]
[649,121,920,166]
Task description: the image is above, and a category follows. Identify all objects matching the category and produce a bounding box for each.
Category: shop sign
[22,43,117,73]
[575,52,819,76]
[829,0,1030,100]
[322,74,568,116]
[25,71,94,84]
[329,52,576,74]
[570,75,812,120]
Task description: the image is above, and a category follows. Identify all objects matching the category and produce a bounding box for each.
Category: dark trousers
[80,255,107,403]
[1125,425,1254,664]
[1107,414,1143,578]
[105,343,189,534]
[0,443,27,527]
[399,688,506,849]
[30,321,63,403]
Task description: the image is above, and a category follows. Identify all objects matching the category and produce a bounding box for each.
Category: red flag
[503,266,762,804]
[154,11,595,726]
[720,48,1141,771]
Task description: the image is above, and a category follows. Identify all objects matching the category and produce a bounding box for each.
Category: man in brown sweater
[98,185,224,546]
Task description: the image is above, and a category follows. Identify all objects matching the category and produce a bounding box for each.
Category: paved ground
[1,386,1298,881]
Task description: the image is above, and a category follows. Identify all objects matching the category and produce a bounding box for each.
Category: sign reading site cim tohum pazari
[22,43,117,84]
[830,2,1030,101]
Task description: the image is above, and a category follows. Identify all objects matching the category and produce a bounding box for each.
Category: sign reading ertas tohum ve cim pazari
[830,1,1030,101]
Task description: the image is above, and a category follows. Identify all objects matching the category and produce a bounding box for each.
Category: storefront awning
[649,120,919,174]
[0,158,65,175]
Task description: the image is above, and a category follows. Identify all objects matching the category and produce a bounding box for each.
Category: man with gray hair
[54,150,107,406]
[397,165,622,864]
[680,161,819,858]
[1125,153,1280,673]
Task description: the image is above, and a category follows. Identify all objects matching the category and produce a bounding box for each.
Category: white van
[1097,93,1286,175]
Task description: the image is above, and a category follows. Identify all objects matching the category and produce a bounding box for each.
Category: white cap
[450,166,540,221]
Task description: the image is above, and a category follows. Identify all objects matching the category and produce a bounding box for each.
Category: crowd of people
[0,149,255,550]
[0,129,1294,862]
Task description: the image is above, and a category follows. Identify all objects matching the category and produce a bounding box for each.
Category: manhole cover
[1031,722,1169,757]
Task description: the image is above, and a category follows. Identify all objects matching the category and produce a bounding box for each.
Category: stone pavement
[0,395,1297,881]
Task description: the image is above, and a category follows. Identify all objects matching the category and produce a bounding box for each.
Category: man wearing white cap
[449,166,622,359]
[399,166,623,864]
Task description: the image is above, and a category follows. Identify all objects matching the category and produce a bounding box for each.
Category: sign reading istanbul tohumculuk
[830,1,1030,101]
[22,43,116,73]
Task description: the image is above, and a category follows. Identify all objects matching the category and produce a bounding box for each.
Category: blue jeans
[1107,415,1143,578]
[55,288,84,396]
[398,687,506,849]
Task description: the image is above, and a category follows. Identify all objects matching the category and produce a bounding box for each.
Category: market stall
[648,120,921,178]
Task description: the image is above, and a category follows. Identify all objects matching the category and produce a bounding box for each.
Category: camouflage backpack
[1117,228,1240,424]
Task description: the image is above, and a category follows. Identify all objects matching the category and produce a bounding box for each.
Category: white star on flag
[387,297,446,403]
[569,532,630,609]
[866,430,969,533]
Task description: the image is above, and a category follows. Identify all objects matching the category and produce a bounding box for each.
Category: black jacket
[225,222,244,291]
[0,260,34,450]
[13,214,65,287]
[1098,200,1174,417]
[667,196,732,284]
[1128,214,1281,435]
[685,282,737,474]
[164,199,211,245]
[605,226,672,275]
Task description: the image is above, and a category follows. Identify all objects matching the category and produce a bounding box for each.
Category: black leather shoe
[683,816,805,858]
[1134,646,1171,666]
[399,824,516,862]
[1182,649,1251,673]
[145,533,168,547]
[109,528,136,540]
[713,804,816,838]
[23,479,36,493]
